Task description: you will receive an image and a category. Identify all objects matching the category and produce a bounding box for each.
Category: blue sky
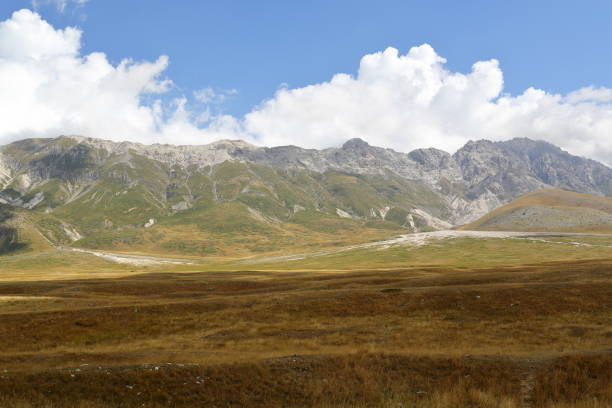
[1,0,612,164]
[2,0,611,116]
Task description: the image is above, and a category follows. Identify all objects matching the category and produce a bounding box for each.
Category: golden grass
[237,236,612,271]
[0,352,609,407]
[0,354,524,407]
[1,233,611,406]
[0,252,610,406]
[2,233,612,282]
[74,217,405,260]
[460,188,612,232]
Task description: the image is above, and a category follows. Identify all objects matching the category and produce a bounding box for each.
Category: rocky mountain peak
[456,139,497,153]
[408,148,453,169]
[342,138,371,150]
[206,139,258,151]
[499,137,562,155]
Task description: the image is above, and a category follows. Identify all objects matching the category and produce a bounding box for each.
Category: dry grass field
[0,236,611,407]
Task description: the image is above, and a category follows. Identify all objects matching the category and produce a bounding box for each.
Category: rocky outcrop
[450,139,612,221]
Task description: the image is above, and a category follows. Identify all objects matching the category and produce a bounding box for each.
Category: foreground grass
[0,351,609,407]
[1,235,611,406]
[0,354,525,407]
[0,246,611,406]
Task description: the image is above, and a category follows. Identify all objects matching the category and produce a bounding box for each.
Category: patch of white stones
[64,247,195,266]
[243,230,612,264]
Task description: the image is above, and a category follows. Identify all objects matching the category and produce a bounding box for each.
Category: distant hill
[459,189,612,233]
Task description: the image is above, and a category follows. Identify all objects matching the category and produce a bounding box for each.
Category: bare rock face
[454,140,545,196]
[0,154,11,189]
[238,137,612,223]
[501,138,612,195]
[0,135,610,228]
[451,139,612,221]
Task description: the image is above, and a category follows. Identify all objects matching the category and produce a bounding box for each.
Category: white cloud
[32,0,90,13]
[193,88,216,104]
[193,87,238,104]
[1,10,612,166]
[0,9,237,146]
[245,44,612,165]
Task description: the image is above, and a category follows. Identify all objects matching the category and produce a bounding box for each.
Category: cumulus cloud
[245,45,612,165]
[0,9,237,145]
[1,9,612,166]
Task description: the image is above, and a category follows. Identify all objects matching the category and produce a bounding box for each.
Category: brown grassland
[0,237,610,407]
[460,189,612,233]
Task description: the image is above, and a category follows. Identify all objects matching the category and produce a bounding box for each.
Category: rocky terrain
[0,135,611,254]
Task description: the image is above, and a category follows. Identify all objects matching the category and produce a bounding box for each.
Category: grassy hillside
[1,151,445,257]
[0,204,62,254]
[75,206,404,258]
[460,188,612,232]
[0,137,465,257]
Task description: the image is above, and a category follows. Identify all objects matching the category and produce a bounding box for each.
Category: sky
[1,1,612,165]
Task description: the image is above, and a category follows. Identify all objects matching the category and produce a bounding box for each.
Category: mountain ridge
[0,134,611,255]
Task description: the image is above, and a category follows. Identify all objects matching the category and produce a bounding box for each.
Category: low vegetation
[461,189,612,233]
[0,235,610,406]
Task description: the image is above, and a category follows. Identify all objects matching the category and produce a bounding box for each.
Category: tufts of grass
[0,253,610,406]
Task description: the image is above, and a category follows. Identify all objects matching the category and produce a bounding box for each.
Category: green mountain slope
[0,137,451,256]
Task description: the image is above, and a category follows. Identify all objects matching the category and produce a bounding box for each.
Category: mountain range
[1,135,611,255]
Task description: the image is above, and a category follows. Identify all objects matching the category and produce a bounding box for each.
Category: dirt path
[520,369,536,408]
[517,357,546,408]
